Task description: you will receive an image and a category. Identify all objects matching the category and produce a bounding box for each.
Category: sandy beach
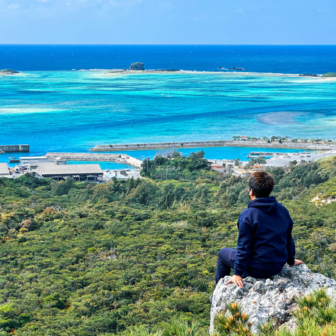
[97,69,336,82]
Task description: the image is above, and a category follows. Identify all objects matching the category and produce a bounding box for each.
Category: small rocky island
[129,62,145,70]
[106,63,180,75]
[323,72,336,77]
[0,69,19,75]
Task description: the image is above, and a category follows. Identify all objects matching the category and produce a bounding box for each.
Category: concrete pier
[91,140,335,152]
[46,153,143,169]
[250,151,292,156]
[0,145,29,153]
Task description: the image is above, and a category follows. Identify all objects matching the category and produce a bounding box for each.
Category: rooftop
[20,156,48,161]
[0,163,10,175]
[36,164,103,176]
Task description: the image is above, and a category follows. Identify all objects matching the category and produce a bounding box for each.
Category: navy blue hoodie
[234,196,295,277]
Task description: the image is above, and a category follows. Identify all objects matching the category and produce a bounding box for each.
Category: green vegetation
[122,289,336,335]
[0,155,336,335]
[140,151,212,181]
[215,302,252,335]
[246,157,266,168]
[323,72,336,77]
[129,62,145,70]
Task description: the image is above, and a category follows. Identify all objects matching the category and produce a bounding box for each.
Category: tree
[171,150,182,158]
[246,157,266,168]
[141,158,152,177]
[189,150,205,161]
[131,181,158,205]
[52,177,74,195]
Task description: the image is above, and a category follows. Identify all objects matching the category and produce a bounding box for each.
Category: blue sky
[0,0,335,44]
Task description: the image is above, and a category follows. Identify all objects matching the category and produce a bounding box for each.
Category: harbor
[45,152,143,169]
[1,143,336,182]
[0,154,142,181]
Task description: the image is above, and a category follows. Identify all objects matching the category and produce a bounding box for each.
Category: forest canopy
[0,155,336,335]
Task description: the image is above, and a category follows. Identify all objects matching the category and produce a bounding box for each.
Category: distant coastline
[99,69,336,80]
[1,68,333,80]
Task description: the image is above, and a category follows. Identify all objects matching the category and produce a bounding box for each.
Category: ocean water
[1,45,336,74]
[1,45,336,168]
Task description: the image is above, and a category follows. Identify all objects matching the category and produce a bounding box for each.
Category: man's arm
[233,216,253,277]
[286,220,295,266]
[226,216,248,288]
[286,217,304,266]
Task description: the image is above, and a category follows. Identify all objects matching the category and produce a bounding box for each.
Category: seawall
[46,153,143,169]
[0,145,29,153]
[90,141,335,152]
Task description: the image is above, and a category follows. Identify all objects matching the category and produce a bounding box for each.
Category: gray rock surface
[210,264,336,334]
[129,62,145,70]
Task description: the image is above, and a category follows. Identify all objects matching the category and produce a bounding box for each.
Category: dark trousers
[215,247,281,284]
[215,248,239,284]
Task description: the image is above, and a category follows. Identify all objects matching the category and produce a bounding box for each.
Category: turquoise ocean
[1,46,336,169]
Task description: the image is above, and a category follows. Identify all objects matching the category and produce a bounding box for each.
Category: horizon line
[1,44,336,46]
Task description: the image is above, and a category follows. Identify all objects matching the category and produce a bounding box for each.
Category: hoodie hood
[248,196,278,214]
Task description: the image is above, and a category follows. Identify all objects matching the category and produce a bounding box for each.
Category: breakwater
[91,141,335,152]
[46,153,142,169]
[0,145,29,153]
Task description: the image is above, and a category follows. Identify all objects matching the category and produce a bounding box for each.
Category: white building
[34,164,103,181]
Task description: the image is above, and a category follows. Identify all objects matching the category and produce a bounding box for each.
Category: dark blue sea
[1,45,336,73]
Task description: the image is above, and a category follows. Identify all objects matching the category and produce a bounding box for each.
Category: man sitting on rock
[216,171,304,288]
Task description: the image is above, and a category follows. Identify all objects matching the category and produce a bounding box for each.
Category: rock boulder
[129,62,145,70]
[210,264,336,334]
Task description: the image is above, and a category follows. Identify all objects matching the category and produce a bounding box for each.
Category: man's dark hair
[249,171,274,198]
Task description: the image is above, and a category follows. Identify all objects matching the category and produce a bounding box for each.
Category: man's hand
[225,275,244,288]
[294,259,304,265]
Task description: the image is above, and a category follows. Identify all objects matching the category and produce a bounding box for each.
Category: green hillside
[0,153,336,335]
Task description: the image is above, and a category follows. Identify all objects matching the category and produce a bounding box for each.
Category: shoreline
[98,69,336,80]
[91,140,335,152]
[101,69,304,77]
[2,69,335,81]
